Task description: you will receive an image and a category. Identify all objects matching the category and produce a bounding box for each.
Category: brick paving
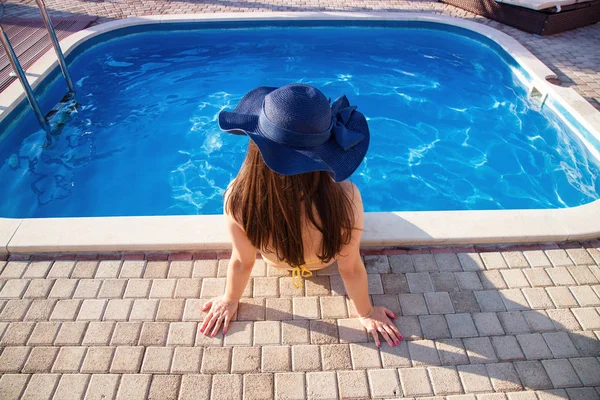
[0,244,599,398]
[1,0,599,112]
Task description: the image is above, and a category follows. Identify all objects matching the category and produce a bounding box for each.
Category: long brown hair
[225,141,356,266]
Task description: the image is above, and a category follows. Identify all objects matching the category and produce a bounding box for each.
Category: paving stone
[103,299,133,321]
[96,279,125,298]
[77,299,107,321]
[0,299,31,321]
[430,272,460,292]
[479,270,508,290]
[148,375,180,400]
[109,346,144,373]
[320,296,348,318]
[435,253,463,272]
[366,368,401,398]
[1,262,27,279]
[569,357,600,386]
[119,260,146,278]
[0,346,31,372]
[73,279,102,299]
[124,279,152,298]
[420,315,451,339]
[279,278,301,297]
[450,292,481,313]
[464,337,498,364]
[424,292,455,314]
[542,332,580,358]
[71,261,98,279]
[408,339,441,366]
[193,259,218,278]
[1,322,35,345]
[547,267,577,286]
[523,251,551,268]
[566,387,600,400]
[81,346,114,373]
[436,338,469,366]
[571,307,600,330]
[481,253,509,270]
[372,294,402,315]
[140,346,173,374]
[395,315,423,340]
[350,342,382,368]
[546,309,581,331]
[390,254,415,273]
[569,331,600,356]
[570,286,600,306]
[84,374,120,400]
[491,336,525,361]
[291,296,320,320]
[22,346,59,373]
[242,374,272,400]
[513,360,553,390]
[567,248,596,265]
[523,269,553,287]
[111,322,142,345]
[457,364,494,393]
[156,299,185,321]
[541,359,582,388]
[475,291,506,312]
[231,346,261,373]
[253,277,279,297]
[28,322,60,345]
[253,321,281,345]
[262,345,291,372]
[0,279,30,299]
[95,260,122,278]
[472,313,504,336]
[223,321,253,346]
[50,300,81,321]
[281,320,309,344]
[411,254,436,272]
[23,280,54,299]
[22,261,52,279]
[55,322,88,346]
[455,272,484,290]
[265,298,293,320]
[364,255,391,274]
[338,370,370,399]
[53,374,90,400]
[407,272,434,293]
[201,278,226,297]
[306,371,338,400]
[52,346,86,373]
[129,299,158,321]
[568,265,599,285]
[292,345,320,372]
[200,346,231,374]
[179,375,211,400]
[168,260,193,278]
[522,310,555,333]
[500,289,530,311]
[310,319,338,344]
[379,339,410,368]
[82,321,115,345]
[498,312,531,335]
[429,366,463,395]
[546,249,574,267]
[399,293,428,315]
[367,274,384,294]
[23,300,56,323]
[515,333,553,360]
[399,367,433,397]
[522,288,554,309]
[458,253,485,271]
[320,344,351,370]
[274,372,307,400]
[115,374,151,400]
[382,273,410,294]
[546,287,577,309]
[447,313,478,338]
[138,322,168,346]
[486,362,523,392]
[20,373,60,400]
[149,279,177,298]
[502,252,530,269]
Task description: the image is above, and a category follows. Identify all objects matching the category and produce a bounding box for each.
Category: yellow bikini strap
[291,265,313,289]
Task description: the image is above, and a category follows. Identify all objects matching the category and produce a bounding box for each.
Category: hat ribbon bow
[330,95,365,151]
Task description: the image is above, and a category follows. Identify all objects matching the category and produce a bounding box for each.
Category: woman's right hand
[200,296,239,336]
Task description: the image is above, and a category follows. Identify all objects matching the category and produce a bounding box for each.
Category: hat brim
[218,86,370,182]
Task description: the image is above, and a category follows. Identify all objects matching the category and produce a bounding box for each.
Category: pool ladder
[0,0,76,139]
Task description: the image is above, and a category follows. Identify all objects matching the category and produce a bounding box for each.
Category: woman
[199,83,403,347]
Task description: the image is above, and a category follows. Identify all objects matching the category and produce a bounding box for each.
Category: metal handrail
[35,0,76,94]
[0,24,51,135]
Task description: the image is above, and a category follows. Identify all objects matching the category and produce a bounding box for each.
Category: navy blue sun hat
[218,83,370,182]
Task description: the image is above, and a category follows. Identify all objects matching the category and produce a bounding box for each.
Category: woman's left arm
[200,211,257,336]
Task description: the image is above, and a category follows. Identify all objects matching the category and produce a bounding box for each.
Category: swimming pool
[2,16,599,219]
[0,13,599,252]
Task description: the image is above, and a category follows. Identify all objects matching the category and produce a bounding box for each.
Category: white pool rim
[1,12,599,254]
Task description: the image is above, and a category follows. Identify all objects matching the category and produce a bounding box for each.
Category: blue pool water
[1,22,599,217]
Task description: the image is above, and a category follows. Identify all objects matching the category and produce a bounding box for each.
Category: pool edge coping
[0,12,599,254]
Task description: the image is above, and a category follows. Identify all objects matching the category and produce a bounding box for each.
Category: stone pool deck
[0,244,600,399]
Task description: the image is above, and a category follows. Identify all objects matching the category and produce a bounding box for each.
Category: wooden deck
[0,16,97,93]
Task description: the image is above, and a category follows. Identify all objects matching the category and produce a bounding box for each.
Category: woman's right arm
[336,182,403,347]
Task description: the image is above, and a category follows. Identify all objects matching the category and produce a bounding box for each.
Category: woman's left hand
[358,306,403,347]
[200,296,239,336]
